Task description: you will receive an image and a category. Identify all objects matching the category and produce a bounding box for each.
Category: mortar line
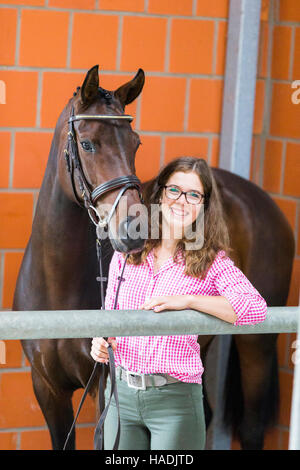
[207,135,213,166]
[14,7,21,66]
[66,11,74,69]
[183,77,191,132]
[35,70,43,128]
[164,16,172,73]
[288,25,296,81]
[258,1,275,189]
[192,0,197,16]
[279,140,287,195]
[8,130,15,189]
[212,19,219,75]
[160,135,165,167]
[0,4,231,20]
[116,15,123,70]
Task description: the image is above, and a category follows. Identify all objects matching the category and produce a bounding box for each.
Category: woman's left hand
[140,295,191,313]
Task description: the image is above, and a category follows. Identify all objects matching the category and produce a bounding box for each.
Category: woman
[90,157,267,450]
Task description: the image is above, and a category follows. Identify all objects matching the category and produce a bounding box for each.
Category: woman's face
[160,171,205,239]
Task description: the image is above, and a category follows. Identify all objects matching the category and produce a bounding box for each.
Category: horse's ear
[80,65,99,105]
[114,69,145,108]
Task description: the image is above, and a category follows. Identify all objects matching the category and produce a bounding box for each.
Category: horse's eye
[80,140,95,152]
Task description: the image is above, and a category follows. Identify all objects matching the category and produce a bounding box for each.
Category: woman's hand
[90,337,117,364]
[140,295,192,313]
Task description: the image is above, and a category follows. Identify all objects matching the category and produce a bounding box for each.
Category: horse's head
[59,65,148,254]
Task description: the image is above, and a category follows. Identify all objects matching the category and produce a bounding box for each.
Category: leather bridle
[63,105,145,451]
[64,105,143,228]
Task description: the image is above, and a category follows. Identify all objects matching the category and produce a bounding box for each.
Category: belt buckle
[126,371,146,390]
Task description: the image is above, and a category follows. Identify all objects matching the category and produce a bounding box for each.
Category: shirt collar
[146,248,185,275]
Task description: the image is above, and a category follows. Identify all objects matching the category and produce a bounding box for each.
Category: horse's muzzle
[110,215,148,254]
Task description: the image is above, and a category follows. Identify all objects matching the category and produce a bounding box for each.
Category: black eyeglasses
[163,185,205,205]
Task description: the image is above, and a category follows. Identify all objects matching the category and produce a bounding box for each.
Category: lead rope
[63,235,128,451]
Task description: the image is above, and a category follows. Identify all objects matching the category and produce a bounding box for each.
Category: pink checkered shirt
[105,249,267,384]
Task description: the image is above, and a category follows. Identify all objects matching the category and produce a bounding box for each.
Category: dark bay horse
[13,65,147,449]
[13,65,295,450]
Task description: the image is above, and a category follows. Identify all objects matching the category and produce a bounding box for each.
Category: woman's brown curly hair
[128,157,232,279]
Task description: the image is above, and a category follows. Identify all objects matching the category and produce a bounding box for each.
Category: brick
[13,133,52,189]
[271,26,292,80]
[292,28,300,80]
[49,0,94,8]
[2,252,24,309]
[40,72,85,128]
[216,21,227,76]
[188,79,223,133]
[286,258,300,307]
[71,13,118,70]
[281,430,290,450]
[140,76,186,132]
[279,0,300,22]
[278,370,293,427]
[20,429,51,450]
[148,0,193,16]
[72,388,96,424]
[262,139,283,193]
[260,0,270,21]
[0,340,23,369]
[19,10,69,68]
[0,0,44,4]
[196,0,229,18]
[0,132,11,188]
[0,9,17,65]
[135,135,161,182]
[250,136,261,185]
[271,196,296,231]
[121,16,167,72]
[0,372,46,427]
[0,71,38,127]
[258,22,269,78]
[0,432,17,450]
[277,333,288,368]
[253,80,265,135]
[76,426,94,450]
[99,0,144,11]
[169,19,214,74]
[0,193,33,249]
[298,218,300,256]
[270,83,300,139]
[164,136,209,165]
[263,427,280,450]
[283,143,300,197]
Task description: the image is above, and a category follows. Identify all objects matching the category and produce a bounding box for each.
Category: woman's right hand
[90,337,117,364]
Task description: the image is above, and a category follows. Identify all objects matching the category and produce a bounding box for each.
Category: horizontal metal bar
[0,307,298,340]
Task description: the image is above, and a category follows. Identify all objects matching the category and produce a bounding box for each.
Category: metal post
[289,307,300,449]
[206,0,262,450]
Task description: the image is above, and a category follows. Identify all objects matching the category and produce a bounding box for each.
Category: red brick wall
[0,0,299,450]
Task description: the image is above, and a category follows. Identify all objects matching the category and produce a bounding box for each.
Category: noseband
[64,106,143,228]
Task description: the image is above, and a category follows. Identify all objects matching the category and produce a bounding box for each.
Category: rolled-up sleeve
[211,251,267,326]
[104,251,122,310]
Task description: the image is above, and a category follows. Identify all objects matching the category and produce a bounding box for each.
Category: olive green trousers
[104,375,206,450]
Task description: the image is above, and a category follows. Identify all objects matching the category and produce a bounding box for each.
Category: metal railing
[0,305,299,449]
